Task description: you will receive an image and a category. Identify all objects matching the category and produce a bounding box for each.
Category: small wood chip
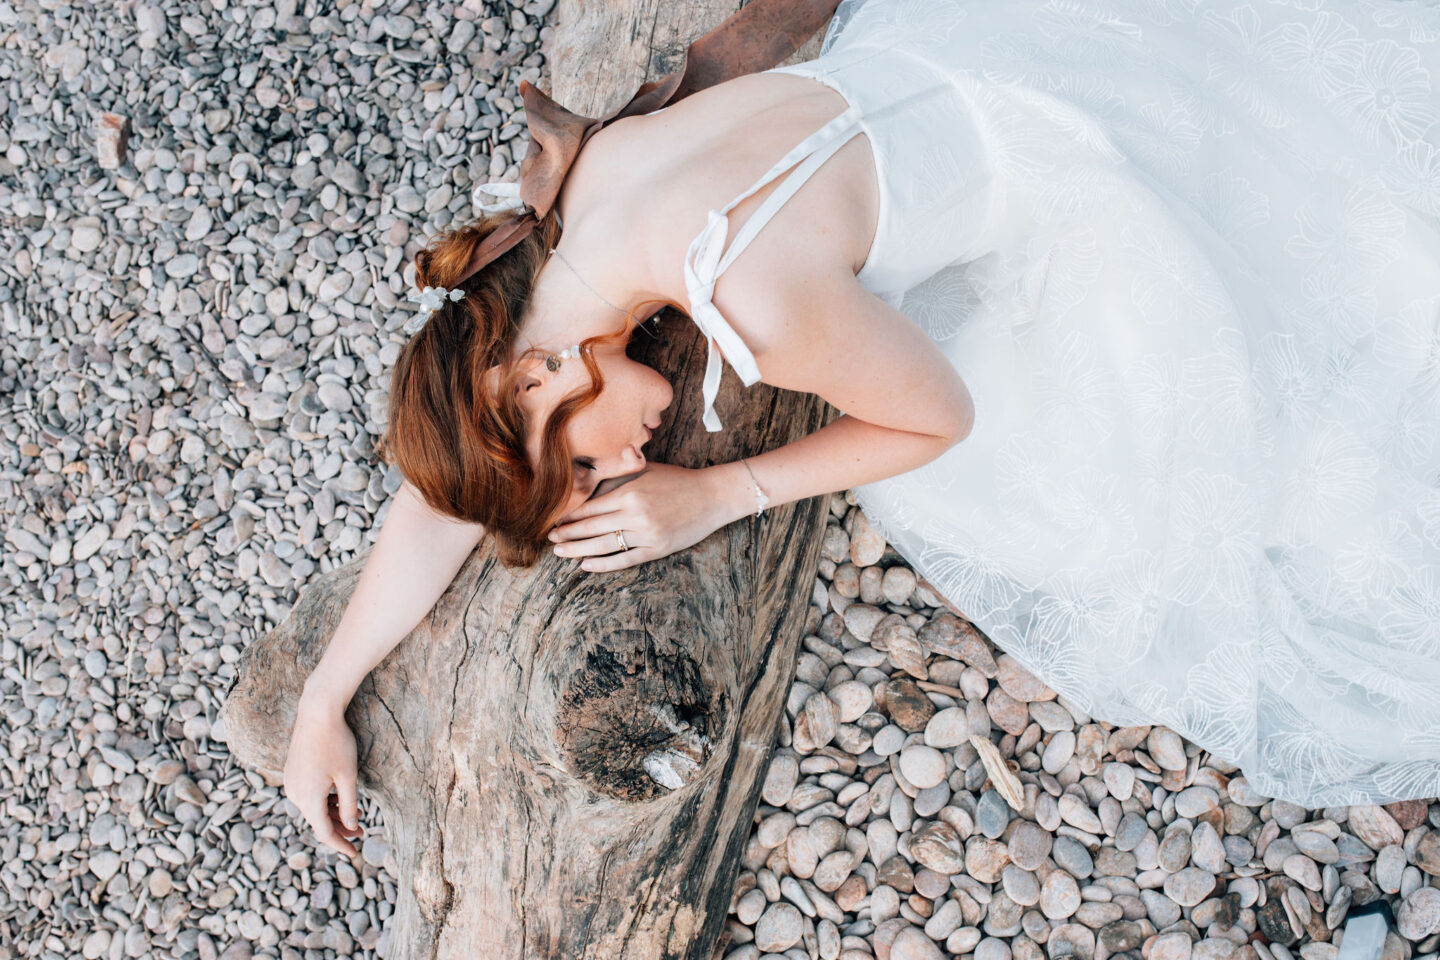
[915,679,965,698]
[970,734,1025,812]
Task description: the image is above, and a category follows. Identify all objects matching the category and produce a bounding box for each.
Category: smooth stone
[1099,921,1144,953]
[912,821,966,875]
[1041,872,1082,919]
[882,566,918,605]
[1146,727,1187,770]
[829,680,873,723]
[1152,931,1194,960]
[89,851,121,882]
[1052,836,1094,879]
[1042,730,1077,775]
[1047,923,1096,960]
[924,707,969,748]
[975,788,1012,839]
[1104,763,1136,801]
[975,937,1014,960]
[995,654,1054,702]
[1191,822,1227,874]
[1115,813,1149,851]
[754,902,803,952]
[1158,826,1192,872]
[1396,886,1440,940]
[874,724,907,756]
[1414,832,1440,876]
[1283,854,1322,891]
[1174,786,1220,818]
[757,811,797,848]
[1058,794,1103,834]
[1291,830,1339,865]
[1346,806,1403,851]
[891,926,945,960]
[762,753,799,807]
[899,745,947,789]
[925,899,965,940]
[736,887,767,925]
[1164,867,1218,907]
[914,782,951,818]
[843,603,887,641]
[1002,864,1041,906]
[1376,845,1407,893]
[1009,821,1053,871]
[965,836,1011,883]
[886,679,937,732]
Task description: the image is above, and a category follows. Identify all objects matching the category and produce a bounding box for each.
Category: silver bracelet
[738,456,769,518]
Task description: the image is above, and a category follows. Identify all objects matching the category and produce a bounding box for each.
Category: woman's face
[515,341,674,523]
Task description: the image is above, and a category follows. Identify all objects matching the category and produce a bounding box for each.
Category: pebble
[755,902,803,952]
[1165,868,1219,907]
[899,744,947,789]
[891,925,945,960]
[1397,886,1440,940]
[1040,871,1081,919]
[1147,727,1188,770]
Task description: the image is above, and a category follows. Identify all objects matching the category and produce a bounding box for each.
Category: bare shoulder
[727,262,975,442]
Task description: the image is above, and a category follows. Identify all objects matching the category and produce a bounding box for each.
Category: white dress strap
[684,104,865,432]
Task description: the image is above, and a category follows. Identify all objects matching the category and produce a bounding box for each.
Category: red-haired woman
[286,0,1440,857]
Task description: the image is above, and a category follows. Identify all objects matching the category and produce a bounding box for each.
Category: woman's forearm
[706,413,964,527]
[301,480,487,712]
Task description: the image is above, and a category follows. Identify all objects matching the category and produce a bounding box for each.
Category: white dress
[679,0,1440,807]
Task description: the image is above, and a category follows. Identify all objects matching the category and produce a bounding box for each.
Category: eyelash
[575,459,595,472]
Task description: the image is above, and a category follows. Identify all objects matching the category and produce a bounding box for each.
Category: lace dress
[679,0,1440,807]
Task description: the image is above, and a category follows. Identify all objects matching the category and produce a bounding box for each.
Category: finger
[552,518,618,544]
[316,822,358,858]
[552,488,626,530]
[328,809,364,840]
[305,804,358,857]
[334,777,360,831]
[580,548,652,573]
[554,532,634,559]
[327,793,363,839]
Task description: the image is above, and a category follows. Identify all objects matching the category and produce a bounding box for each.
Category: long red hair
[374,210,677,568]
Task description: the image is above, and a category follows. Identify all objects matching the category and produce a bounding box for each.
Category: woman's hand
[282,694,365,859]
[548,462,740,572]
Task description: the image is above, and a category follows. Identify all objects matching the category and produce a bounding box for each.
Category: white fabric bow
[473,180,528,216]
[683,209,764,432]
[403,285,466,335]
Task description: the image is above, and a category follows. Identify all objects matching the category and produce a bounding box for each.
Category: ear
[482,354,551,402]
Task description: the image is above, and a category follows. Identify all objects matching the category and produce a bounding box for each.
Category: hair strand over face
[374,210,675,568]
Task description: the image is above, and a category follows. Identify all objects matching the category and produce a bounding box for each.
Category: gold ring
[614,530,629,551]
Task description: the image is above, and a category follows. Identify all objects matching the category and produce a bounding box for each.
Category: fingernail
[344,816,357,829]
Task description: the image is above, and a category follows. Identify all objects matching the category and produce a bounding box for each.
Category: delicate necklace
[548,246,629,315]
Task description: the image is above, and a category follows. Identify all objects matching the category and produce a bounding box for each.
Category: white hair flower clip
[403,285,466,335]
[473,180,528,216]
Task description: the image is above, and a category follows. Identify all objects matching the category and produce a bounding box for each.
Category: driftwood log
[219,3,835,958]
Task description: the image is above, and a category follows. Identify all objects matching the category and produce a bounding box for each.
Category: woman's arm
[705,264,974,523]
[546,269,974,570]
[300,479,487,711]
[705,412,960,528]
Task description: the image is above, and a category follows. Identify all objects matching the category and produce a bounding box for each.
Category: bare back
[551,71,881,357]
